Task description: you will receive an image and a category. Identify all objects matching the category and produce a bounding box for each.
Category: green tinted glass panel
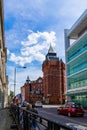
[67,53,87,75]
[67,35,87,62]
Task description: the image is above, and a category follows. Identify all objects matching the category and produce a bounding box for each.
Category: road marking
[66,123,87,130]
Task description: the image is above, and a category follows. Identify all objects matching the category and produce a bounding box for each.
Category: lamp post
[14,66,26,97]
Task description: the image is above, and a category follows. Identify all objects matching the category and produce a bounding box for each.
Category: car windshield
[36,101,42,104]
[36,101,41,103]
[35,101,42,105]
[72,104,82,108]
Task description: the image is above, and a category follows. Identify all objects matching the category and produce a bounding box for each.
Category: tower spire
[26,76,30,83]
[48,44,54,53]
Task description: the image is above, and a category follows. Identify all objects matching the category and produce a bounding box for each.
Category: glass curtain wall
[67,33,87,108]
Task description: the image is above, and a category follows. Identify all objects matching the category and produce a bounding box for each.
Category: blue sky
[4,0,87,95]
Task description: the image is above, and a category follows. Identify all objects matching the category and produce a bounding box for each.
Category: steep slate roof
[44,44,59,61]
[48,44,54,53]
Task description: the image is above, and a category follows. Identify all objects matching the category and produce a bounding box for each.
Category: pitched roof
[48,44,54,53]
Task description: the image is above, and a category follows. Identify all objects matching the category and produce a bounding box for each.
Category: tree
[8,91,14,104]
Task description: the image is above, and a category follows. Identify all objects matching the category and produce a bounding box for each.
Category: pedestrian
[30,104,40,130]
[26,103,32,110]
[25,104,33,130]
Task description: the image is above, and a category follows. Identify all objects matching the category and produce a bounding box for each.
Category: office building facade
[64,10,87,108]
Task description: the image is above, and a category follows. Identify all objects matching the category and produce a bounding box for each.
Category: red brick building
[21,45,66,104]
[42,45,66,104]
[21,76,43,103]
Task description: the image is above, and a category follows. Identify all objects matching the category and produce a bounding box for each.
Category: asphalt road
[37,107,87,129]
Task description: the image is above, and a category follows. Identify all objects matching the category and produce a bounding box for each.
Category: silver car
[35,101,43,108]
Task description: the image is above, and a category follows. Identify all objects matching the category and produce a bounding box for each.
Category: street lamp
[14,66,26,96]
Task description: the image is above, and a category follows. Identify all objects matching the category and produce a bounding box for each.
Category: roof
[67,9,87,39]
[48,44,54,53]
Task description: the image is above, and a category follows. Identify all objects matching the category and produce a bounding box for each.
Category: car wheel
[57,110,60,114]
[68,112,71,117]
[80,114,84,117]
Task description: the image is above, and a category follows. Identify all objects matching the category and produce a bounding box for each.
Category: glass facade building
[64,10,87,108]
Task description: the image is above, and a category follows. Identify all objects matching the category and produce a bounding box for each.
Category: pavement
[0,108,18,130]
[43,105,87,112]
[43,104,60,108]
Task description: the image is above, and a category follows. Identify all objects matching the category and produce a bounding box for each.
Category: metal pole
[14,67,16,96]
[14,66,26,97]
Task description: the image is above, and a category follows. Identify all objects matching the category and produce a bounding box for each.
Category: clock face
[38,79,42,83]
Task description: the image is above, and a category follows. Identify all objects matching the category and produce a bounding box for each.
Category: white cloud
[9,30,57,66]
[21,31,56,47]
[5,0,87,95]
[9,53,33,66]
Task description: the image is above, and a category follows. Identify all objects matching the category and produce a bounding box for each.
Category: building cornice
[65,86,87,95]
[67,9,87,39]
[67,31,87,52]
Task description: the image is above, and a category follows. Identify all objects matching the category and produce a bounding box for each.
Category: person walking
[26,104,32,130]
[30,104,40,130]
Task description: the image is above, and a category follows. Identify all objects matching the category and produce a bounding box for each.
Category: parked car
[35,101,43,108]
[21,101,29,107]
[57,102,84,117]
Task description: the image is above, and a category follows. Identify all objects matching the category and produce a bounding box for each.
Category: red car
[57,102,84,117]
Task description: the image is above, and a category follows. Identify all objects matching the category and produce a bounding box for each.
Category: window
[38,79,42,83]
[72,104,82,108]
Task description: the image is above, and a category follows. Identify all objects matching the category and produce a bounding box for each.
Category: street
[36,106,87,129]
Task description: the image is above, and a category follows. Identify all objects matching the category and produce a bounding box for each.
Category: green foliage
[8,91,14,103]
[10,90,14,98]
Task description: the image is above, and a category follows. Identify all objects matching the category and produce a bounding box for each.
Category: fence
[10,105,73,130]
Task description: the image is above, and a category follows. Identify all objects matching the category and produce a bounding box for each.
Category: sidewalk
[0,108,18,130]
[43,105,87,112]
[43,104,60,108]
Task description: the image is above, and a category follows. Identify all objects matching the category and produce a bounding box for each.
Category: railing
[10,105,73,130]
